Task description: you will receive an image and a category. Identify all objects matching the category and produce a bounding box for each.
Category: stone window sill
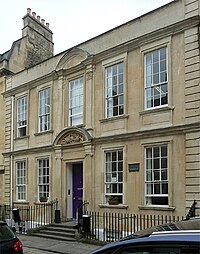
[34,130,54,136]
[15,135,30,140]
[139,106,175,116]
[138,205,175,211]
[13,201,29,205]
[99,204,128,209]
[34,201,49,205]
[99,114,129,123]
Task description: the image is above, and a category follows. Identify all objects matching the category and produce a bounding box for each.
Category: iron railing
[1,199,197,241]
[85,212,185,242]
[186,200,197,220]
[0,199,58,233]
[77,200,89,232]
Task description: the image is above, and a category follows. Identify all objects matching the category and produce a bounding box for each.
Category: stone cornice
[3,56,95,97]
[92,16,200,64]
[93,121,200,145]
[2,72,53,97]
[2,145,53,157]
[2,122,199,157]
[0,68,14,77]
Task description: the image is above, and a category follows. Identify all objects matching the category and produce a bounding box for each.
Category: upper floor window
[105,150,123,204]
[16,161,26,201]
[105,62,124,118]
[69,78,83,126]
[38,158,49,200]
[144,47,168,109]
[17,96,27,137]
[145,144,168,206]
[39,88,50,132]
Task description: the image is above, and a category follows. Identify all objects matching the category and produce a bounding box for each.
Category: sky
[1,0,173,55]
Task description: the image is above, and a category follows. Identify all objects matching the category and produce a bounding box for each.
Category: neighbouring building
[0,8,53,203]
[1,0,200,222]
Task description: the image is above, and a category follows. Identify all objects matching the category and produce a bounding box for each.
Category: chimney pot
[32,12,36,18]
[37,15,41,21]
[27,8,31,14]
[41,19,45,25]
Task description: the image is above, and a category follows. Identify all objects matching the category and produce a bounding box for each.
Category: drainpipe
[10,96,15,209]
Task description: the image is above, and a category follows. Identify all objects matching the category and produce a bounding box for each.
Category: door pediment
[53,127,92,147]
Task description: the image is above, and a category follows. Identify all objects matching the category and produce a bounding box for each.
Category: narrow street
[19,234,101,254]
[23,248,58,254]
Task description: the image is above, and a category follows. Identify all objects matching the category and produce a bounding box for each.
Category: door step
[29,221,78,242]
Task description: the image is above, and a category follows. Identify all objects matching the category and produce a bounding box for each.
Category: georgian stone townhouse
[1,0,200,221]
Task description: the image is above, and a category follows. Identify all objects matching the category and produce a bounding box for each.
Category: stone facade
[1,1,200,220]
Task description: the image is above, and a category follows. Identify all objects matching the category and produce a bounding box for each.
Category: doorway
[72,163,83,218]
[67,163,83,219]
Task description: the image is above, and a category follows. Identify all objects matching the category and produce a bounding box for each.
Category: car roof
[124,231,200,244]
[123,217,200,239]
[92,231,200,253]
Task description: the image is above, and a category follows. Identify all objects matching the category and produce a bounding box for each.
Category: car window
[119,246,200,254]
[120,252,150,254]
[96,248,120,254]
[0,224,16,241]
[120,248,181,254]
[119,247,181,254]
[181,247,200,254]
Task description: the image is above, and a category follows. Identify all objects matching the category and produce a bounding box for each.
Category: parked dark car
[123,216,200,239]
[90,230,200,254]
[0,221,23,253]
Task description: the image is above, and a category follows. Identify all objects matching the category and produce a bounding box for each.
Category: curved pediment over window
[56,48,90,70]
[53,127,92,146]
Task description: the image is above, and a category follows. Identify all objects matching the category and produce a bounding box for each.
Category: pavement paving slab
[18,234,101,254]
[23,247,54,254]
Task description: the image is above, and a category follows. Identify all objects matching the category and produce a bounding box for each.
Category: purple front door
[72,164,83,219]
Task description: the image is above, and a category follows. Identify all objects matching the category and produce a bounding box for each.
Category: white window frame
[144,47,168,109]
[38,158,49,200]
[69,77,83,126]
[105,62,124,118]
[17,96,27,137]
[16,160,26,201]
[38,88,50,132]
[145,144,168,206]
[104,150,123,203]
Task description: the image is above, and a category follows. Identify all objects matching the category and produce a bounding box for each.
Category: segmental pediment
[56,48,89,70]
[53,127,92,147]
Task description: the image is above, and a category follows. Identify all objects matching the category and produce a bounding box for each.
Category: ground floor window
[145,144,168,205]
[105,150,123,203]
[16,161,26,201]
[38,158,49,200]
